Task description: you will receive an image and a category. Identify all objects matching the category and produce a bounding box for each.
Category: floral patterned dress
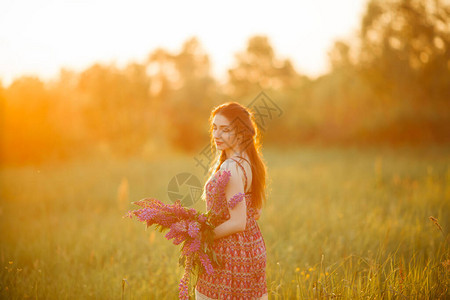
[195,157,268,299]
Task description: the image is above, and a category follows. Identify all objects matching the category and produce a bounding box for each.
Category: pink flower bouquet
[124,198,218,300]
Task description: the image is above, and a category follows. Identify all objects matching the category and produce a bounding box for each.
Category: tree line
[1,0,448,165]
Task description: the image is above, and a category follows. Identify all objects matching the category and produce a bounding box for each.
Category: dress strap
[229,157,249,193]
[236,156,251,166]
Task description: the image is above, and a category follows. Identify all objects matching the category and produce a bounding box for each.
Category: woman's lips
[215,141,223,145]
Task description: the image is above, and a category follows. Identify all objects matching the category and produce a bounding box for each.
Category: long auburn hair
[202,102,267,210]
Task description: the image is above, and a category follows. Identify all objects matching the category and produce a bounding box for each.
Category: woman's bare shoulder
[220,158,252,192]
[219,158,239,173]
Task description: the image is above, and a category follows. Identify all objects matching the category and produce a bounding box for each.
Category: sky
[0,0,368,86]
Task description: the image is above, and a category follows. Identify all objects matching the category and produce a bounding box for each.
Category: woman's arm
[213,161,247,240]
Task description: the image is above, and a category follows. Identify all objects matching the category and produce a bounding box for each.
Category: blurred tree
[225,35,312,147]
[147,37,217,153]
[227,35,300,99]
[329,41,353,71]
[47,68,89,159]
[359,0,449,104]
[2,77,67,165]
[78,62,153,157]
[302,39,377,144]
[145,47,175,154]
[357,0,450,143]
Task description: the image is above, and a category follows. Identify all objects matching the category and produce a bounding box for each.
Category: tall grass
[0,145,448,299]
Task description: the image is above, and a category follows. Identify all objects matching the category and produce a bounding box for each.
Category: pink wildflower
[188,221,200,238]
[199,251,214,275]
[182,237,201,256]
[228,192,245,209]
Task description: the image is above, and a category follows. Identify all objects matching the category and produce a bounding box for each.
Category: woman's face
[212,114,239,151]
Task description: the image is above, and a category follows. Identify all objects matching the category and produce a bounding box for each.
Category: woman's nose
[213,130,221,139]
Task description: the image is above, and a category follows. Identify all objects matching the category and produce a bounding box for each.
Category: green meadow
[1,145,449,299]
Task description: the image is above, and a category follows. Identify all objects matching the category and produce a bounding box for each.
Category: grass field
[1,145,449,299]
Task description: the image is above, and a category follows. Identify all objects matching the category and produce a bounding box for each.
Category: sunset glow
[0,0,367,85]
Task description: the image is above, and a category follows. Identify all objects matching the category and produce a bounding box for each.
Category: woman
[195,102,269,299]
